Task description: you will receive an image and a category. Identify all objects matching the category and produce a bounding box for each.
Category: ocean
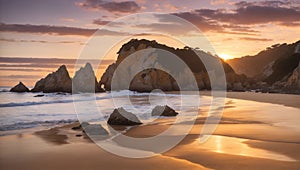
[0,88,209,136]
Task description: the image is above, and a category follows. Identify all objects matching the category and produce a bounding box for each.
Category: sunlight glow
[218,53,233,61]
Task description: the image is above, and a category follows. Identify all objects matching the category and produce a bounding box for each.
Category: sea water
[0,88,210,136]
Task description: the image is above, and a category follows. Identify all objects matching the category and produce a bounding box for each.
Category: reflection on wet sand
[198,135,297,162]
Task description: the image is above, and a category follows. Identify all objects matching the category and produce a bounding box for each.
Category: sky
[0,0,300,86]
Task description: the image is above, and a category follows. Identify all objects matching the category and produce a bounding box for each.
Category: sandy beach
[1,92,300,170]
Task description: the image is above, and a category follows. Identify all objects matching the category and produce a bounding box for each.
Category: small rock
[72,122,108,136]
[10,82,30,92]
[107,107,142,125]
[151,105,178,117]
[34,94,44,97]
[71,122,89,130]
[83,124,108,135]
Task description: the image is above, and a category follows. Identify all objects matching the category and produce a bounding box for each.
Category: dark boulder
[151,105,178,117]
[10,82,30,92]
[107,108,142,126]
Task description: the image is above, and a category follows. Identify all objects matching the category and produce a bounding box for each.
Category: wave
[0,90,188,108]
[0,99,78,108]
[0,119,77,131]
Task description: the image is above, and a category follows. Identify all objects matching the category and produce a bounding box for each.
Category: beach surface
[1,92,300,170]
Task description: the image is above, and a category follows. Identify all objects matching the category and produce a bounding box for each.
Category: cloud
[0,68,52,72]
[152,0,299,36]
[156,12,224,33]
[78,0,141,13]
[195,1,300,25]
[0,75,42,79]
[60,18,78,23]
[92,18,110,25]
[239,37,273,41]
[0,23,96,36]
[0,38,84,45]
[210,0,226,5]
[0,57,115,65]
[0,23,126,36]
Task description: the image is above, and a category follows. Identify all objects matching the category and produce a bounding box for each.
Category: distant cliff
[227,40,300,93]
[227,40,300,78]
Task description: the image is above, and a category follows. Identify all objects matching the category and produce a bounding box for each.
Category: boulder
[10,82,30,92]
[151,105,178,117]
[72,122,108,135]
[73,63,104,93]
[31,65,72,93]
[107,108,142,126]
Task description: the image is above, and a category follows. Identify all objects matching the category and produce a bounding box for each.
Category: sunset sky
[0,0,300,86]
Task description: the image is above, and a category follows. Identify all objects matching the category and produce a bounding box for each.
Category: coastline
[1,92,300,169]
[200,91,300,109]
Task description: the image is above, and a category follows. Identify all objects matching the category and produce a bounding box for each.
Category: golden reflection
[198,135,296,162]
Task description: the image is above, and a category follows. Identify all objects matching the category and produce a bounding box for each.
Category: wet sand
[201,91,300,109]
[0,93,300,169]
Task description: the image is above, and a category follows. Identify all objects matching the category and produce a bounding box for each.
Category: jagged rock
[31,65,72,93]
[107,107,142,126]
[10,82,30,92]
[151,105,178,117]
[73,63,104,93]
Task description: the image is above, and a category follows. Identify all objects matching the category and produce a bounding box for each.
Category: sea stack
[72,63,104,93]
[10,82,30,92]
[31,65,72,93]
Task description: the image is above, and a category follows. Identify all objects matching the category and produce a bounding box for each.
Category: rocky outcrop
[31,65,72,93]
[10,82,30,92]
[107,107,142,126]
[73,63,104,93]
[151,105,178,117]
[270,60,300,94]
[100,39,243,92]
[227,41,300,77]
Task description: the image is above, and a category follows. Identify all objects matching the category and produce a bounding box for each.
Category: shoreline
[200,91,300,109]
[1,92,300,169]
[1,91,299,137]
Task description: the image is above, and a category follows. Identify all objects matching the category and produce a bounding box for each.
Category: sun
[218,53,233,61]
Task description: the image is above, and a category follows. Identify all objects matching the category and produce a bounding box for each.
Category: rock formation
[10,82,30,92]
[227,41,299,77]
[31,65,72,93]
[271,59,300,94]
[100,39,244,92]
[151,105,178,117]
[73,63,104,93]
[107,107,142,126]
